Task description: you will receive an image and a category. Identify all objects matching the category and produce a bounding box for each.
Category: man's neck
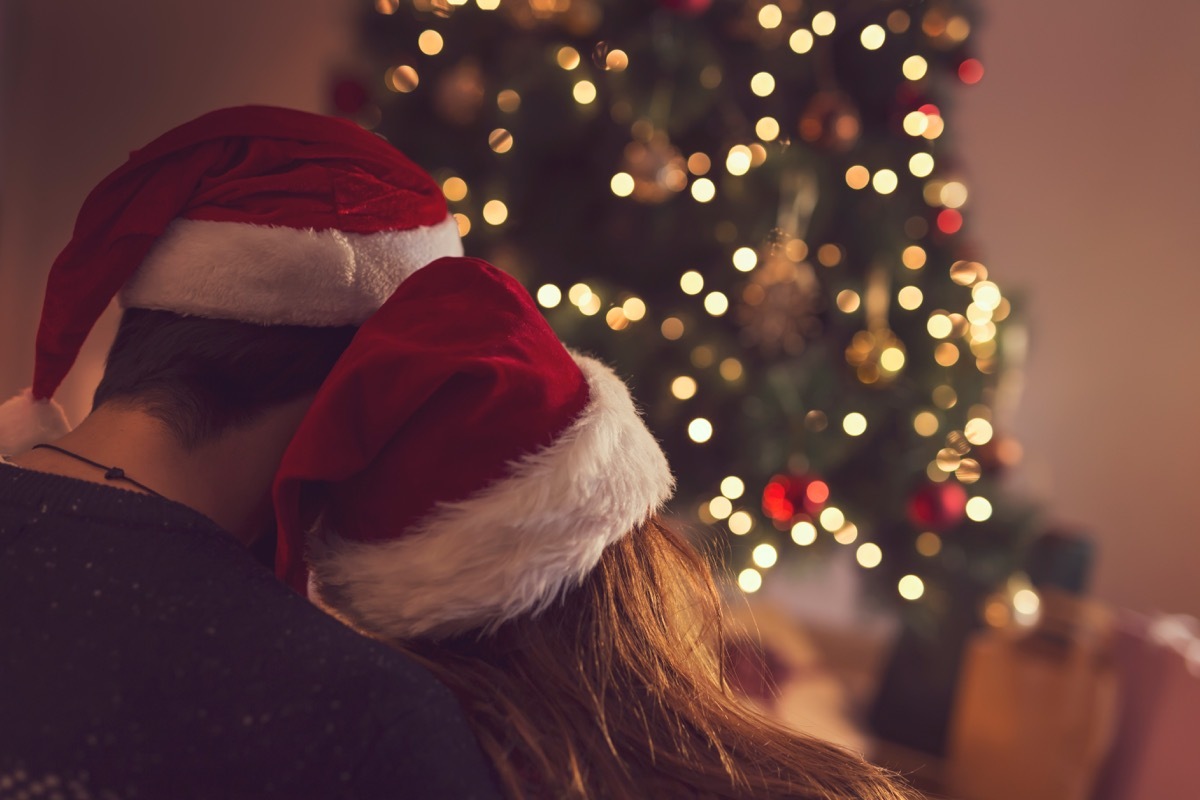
[9,399,312,546]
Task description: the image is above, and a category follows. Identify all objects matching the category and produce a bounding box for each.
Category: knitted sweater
[0,463,500,800]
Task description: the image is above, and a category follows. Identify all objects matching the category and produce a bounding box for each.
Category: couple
[0,107,913,799]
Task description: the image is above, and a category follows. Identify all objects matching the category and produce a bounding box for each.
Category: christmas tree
[340,0,1036,626]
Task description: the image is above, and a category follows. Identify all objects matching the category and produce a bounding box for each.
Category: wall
[2,0,1196,614]
[957,0,1200,614]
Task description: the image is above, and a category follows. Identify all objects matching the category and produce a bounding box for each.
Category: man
[0,106,501,799]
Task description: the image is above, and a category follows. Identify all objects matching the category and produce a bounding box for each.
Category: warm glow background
[2,0,1197,614]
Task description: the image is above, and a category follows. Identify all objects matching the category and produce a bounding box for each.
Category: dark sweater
[0,463,501,800]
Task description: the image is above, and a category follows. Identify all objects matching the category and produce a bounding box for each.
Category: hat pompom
[0,389,71,455]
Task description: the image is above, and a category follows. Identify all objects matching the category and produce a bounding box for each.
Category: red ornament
[762,473,829,524]
[331,77,369,115]
[658,0,712,16]
[907,482,968,530]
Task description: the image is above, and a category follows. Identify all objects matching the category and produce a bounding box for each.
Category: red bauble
[331,77,369,115]
[658,0,712,15]
[762,473,829,524]
[906,482,968,530]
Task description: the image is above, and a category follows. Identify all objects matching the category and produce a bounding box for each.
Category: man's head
[0,105,461,455]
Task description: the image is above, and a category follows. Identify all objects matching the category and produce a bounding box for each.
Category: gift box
[1092,613,1200,800]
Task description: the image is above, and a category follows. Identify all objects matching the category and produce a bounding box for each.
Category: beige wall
[2,0,1196,614]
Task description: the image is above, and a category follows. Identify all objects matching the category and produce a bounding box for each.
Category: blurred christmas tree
[339,0,1037,626]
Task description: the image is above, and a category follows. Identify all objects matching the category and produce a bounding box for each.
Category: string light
[622,297,646,321]
[897,286,923,310]
[738,568,763,593]
[845,165,870,189]
[913,411,939,436]
[720,476,745,499]
[536,284,562,308]
[556,46,581,70]
[927,313,953,339]
[610,172,634,197]
[872,169,898,194]
[898,575,925,600]
[418,30,444,56]
[860,24,886,50]
[476,0,500,8]
[789,29,814,54]
[568,283,593,306]
[940,181,969,208]
[442,176,468,201]
[709,496,732,519]
[719,358,743,381]
[903,55,928,81]
[843,412,867,436]
[482,199,508,225]
[386,65,419,93]
[812,11,837,36]
[755,117,781,141]
[660,317,684,340]
[836,290,861,313]
[606,308,629,331]
[488,128,513,153]
[750,72,776,97]
[691,178,716,202]
[453,213,471,237]
[752,543,779,568]
[728,511,754,535]
[792,521,818,545]
[909,153,934,177]
[726,145,753,175]
[497,89,520,112]
[916,532,942,556]
[732,247,757,271]
[687,153,711,175]
[856,542,883,568]
[679,271,704,295]
[902,245,926,269]
[834,523,858,545]
[688,418,713,443]
[671,376,697,400]
[758,4,783,29]
[966,496,993,521]
[819,506,845,531]
[964,418,994,445]
[573,80,597,104]
[704,291,729,316]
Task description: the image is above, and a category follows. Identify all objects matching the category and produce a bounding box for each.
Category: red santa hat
[0,105,461,454]
[273,257,674,639]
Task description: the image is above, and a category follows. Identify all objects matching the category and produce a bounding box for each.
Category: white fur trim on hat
[120,216,464,326]
[0,389,71,455]
[307,353,675,640]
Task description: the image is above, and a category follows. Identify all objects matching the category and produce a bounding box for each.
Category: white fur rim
[119,216,464,326]
[307,353,675,640]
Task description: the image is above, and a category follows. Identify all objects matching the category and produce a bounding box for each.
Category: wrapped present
[1092,613,1200,800]
[945,591,1118,800]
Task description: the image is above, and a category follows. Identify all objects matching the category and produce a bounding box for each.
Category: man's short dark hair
[93,309,357,450]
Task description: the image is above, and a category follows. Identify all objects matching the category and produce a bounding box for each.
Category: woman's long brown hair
[396,519,917,799]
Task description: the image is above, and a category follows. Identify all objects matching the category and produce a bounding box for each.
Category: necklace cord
[31,443,164,499]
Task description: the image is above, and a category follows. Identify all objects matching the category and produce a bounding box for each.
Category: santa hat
[0,105,461,454]
[273,257,674,639]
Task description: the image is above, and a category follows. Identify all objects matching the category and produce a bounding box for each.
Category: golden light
[836,289,861,313]
[790,29,815,53]
[687,152,711,175]
[738,568,763,593]
[579,294,602,316]
[934,342,960,366]
[903,111,929,136]
[604,49,629,71]
[956,458,982,484]
[966,496,993,522]
[845,165,870,190]
[922,115,945,139]
[792,521,818,546]
[758,3,783,29]
[704,291,729,316]
[610,172,634,197]
[691,178,716,202]
[966,303,992,325]
[964,418,994,445]
[497,89,520,112]
[1013,588,1041,616]
[709,496,732,519]
[732,247,758,272]
[887,9,910,32]
[880,347,906,372]
[622,297,646,321]
[728,511,754,535]
[898,575,925,600]
[605,308,629,331]
[898,286,924,310]
[536,284,562,308]
[812,11,837,36]
[909,152,935,177]
[755,116,781,141]
[476,0,500,8]
[556,46,581,70]
[700,65,722,89]
[843,412,867,436]
[834,523,859,545]
[688,418,714,443]
[453,213,471,237]
[972,281,1002,310]
[856,543,883,568]
[442,176,468,201]
[482,199,508,225]
[819,506,845,531]
[752,543,779,568]
[375,0,399,14]
[914,532,941,557]
[568,283,592,306]
[660,317,685,340]
[721,476,745,499]
[906,414,936,440]
[418,30,444,56]
[750,72,776,97]
[936,447,962,472]
[387,65,420,93]
[488,128,513,153]
[726,145,753,175]
[902,245,927,269]
[872,169,899,194]
[940,180,969,209]
[933,385,958,409]
[927,313,953,339]
[671,376,697,400]
[860,24,886,50]
[719,357,744,382]
[680,270,705,295]
[817,243,843,266]
[903,55,928,81]
[573,80,597,104]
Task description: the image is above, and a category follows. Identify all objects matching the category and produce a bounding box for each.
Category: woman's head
[272,256,673,631]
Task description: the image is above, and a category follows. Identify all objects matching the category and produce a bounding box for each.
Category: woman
[274,257,916,799]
